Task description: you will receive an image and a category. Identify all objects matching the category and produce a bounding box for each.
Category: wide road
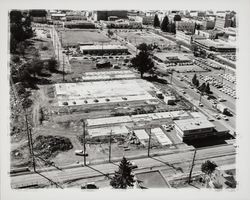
[11,144,235,188]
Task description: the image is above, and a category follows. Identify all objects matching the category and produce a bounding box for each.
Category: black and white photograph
[1,0,250,199]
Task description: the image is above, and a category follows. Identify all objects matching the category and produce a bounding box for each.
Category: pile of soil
[33,135,73,159]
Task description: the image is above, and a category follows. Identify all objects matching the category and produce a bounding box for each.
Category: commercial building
[93,10,128,21]
[215,13,232,30]
[66,14,87,21]
[104,20,142,29]
[142,16,154,25]
[174,118,215,141]
[153,52,192,65]
[175,21,196,34]
[51,13,66,21]
[29,10,47,23]
[195,29,224,39]
[79,44,128,55]
[193,39,236,52]
[64,21,95,29]
[176,30,193,44]
[189,11,206,17]
[201,20,215,30]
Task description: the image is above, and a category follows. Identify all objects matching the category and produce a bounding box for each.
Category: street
[11,144,235,188]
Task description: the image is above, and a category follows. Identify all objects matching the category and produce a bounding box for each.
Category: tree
[107,29,113,37]
[196,79,200,88]
[47,57,58,72]
[198,82,206,93]
[137,43,151,52]
[26,59,44,77]
[201,160,217,177]
[153,14,160,28]
[173,14,181,22]
[170,22,176,34]
[9,10,34,53]
[131,50,154,78]
[110,157,135,189]
[205,83,211,94]
[192,73,197,85]
[16,41,27,57]
[160,16,169,32]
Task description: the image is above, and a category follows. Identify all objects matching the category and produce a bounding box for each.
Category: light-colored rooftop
[194,39,235,49]
[80,44,128,51]
[174,118,215,131]
[134,129,149,140]
[151,128,172,145]
[154,52,191,62]
[87,125,128,137]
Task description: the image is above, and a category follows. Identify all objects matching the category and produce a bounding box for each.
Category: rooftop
[154,52,191,62]
[174,118,215,131]
[194,39,235,49]
[79,44,128,51]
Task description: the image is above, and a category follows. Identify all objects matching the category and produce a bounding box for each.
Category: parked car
[81,182,99,189]
[129,161,138,169]
[75,150,88,156]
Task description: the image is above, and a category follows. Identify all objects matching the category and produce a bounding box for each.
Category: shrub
[63,102,68,106]
[41,46,48,50]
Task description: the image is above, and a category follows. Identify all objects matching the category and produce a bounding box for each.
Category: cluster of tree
[194,22,201,31]
[10,10,34,54]
[192,44,207,58]
[201,160,217,177]
[160,15,176,34]
[11,57,58,84]
[131,43,155,78]
[107,29,114,37]
[137,43,158,51]
[110,157,135,189]
[192,74,211,94]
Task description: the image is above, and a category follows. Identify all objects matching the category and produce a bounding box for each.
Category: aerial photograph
[9,9,237,190]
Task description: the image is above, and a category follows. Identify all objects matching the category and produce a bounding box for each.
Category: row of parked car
[199,74,236,99]
[218,73,236,84]
[194,58,222,70]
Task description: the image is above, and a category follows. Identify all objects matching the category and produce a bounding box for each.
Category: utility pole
[57,43,60,65]
[29,128,36,172]
[109,130,112,163]
[24,109,31,154]
[147,127,152,157]
[82,120,86,166]
[188,149,197,184]
[62,55,65,82]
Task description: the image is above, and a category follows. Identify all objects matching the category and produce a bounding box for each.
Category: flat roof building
[176,21,196,34]
[79,44,128,55]
[174,118,215,141]
[153,52,192,65]
[193,39,236,52]
[93,10,128,21]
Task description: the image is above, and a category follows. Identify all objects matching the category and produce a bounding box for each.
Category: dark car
[81,183,99,189]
